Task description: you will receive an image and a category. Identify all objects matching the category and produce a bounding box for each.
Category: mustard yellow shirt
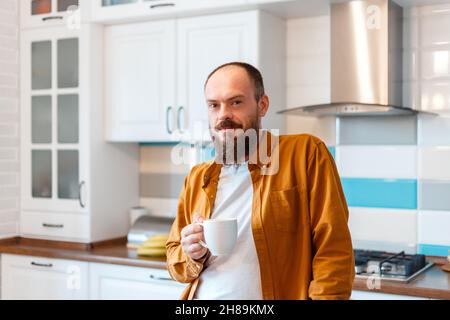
[166,133,355,300]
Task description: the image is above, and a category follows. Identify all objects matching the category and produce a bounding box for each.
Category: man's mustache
[214,119,243,131]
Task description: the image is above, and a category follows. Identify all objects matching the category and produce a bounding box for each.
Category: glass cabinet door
[57,93,80,201]
[57,94,79,144]
[32,96,52,144]
[58,150,79,199]
[28,30,82,211]
[31,0,80,15]
[57,0,79,12]
[31,0,52,15]
[32,150,52,198]
[31,41,52,90]
[57,38,79,88]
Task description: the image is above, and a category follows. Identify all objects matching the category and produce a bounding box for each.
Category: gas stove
[354,250,434,282]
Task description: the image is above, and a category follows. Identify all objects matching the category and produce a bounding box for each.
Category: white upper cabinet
[104,10,286,143]
[104,20,176,142]
[20,24,140,243]
[21,0,90,30]
[91,0,249,23]
[176,12,258,142]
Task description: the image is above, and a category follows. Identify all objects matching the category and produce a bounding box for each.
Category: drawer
[20,211,90,242]
[1,254,89,300]
[89,263,187,300]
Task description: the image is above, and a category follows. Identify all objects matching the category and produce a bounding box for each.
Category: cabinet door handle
[149,3,175,9]
[42,223,64,228]
[177,106,185,133]
[79,181,86,208]
[166,106,173,134]
[31,262,53,268]
[149,274,173,282]
[42,16,64,22]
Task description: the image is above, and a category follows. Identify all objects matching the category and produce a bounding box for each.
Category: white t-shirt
[194,163,263,300]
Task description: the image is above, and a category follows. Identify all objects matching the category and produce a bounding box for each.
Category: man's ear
[259,95,269,117]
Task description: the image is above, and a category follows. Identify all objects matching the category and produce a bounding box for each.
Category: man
[166,62,355,300]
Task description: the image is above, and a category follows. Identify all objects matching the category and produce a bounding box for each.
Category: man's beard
[210,116,260,165]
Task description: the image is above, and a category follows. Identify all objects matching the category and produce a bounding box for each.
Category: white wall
[0,0,19,238]
[285,15,336,146]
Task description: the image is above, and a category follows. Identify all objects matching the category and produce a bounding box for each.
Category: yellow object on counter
[137,234,169,257]
[137,247,167,257]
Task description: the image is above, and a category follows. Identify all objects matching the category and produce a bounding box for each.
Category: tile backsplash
[0,0,19,239]
[340,5,450,256]
[138,4,450,257]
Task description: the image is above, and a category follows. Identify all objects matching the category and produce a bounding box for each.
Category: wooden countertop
[1,237,449,299]
[0,237,167,270]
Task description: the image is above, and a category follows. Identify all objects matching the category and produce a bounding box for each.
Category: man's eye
[232,101,242,106]
[208,103,217,109]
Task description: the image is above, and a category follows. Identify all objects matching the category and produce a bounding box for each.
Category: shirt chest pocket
[269,186,300,233]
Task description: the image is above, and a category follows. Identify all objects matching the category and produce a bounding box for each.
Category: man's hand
[180,213,208,260]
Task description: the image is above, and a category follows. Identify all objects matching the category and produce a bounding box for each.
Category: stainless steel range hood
[279,0,421,117]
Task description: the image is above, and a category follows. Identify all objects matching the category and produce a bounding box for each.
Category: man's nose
[217,103,233,121]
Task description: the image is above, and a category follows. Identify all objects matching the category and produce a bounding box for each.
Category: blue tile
[341,178,418,209]
[418,244,450,257]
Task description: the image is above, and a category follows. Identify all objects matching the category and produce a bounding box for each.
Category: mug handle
[193,222,208,249]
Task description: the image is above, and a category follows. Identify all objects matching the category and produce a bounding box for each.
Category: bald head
[204,62,265,102]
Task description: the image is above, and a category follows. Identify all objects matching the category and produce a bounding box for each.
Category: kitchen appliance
[278,0,434,117]
[354,250,434,282]
[129,206,150,226]
[127,215,173,249]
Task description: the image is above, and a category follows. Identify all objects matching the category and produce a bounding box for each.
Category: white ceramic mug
[195,218,238,256]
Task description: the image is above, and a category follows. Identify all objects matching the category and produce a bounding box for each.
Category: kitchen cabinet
[104,20,176,142]
[104,10,286,142]
[20,24,139,243]
[1,254,89,300]
[21,0,90,30]
[22,26,85,215]
[89,263,187,300]
[91,0,249,23]
[351,290,430,300]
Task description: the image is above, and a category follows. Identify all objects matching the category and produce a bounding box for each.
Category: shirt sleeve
[165,175,209,283]
[306,141,355,300]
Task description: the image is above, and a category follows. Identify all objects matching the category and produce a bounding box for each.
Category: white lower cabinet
[1,254,186,300]
[351,290,430,300]
[3,255,433,300]
[89,263,187,300]
[1,254,89,300]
